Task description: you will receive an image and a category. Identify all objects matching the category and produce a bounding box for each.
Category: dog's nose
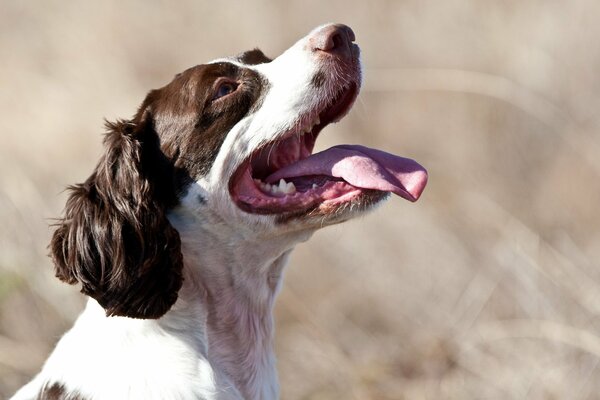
[309,24,355,59]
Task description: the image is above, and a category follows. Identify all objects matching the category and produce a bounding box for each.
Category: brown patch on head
[237,48,272,65]
[142,62,266,181]
[37,382,88,400]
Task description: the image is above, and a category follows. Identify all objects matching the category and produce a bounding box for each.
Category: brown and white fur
[11,24,426,400]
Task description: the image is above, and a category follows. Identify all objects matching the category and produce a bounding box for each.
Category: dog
[11,23,427,400]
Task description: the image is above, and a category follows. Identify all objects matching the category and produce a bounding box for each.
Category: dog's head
[50,24,428,319]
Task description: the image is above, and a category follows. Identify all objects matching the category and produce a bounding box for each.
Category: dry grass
[2,1,600,399]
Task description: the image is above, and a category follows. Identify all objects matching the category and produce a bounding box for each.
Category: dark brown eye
[213,81,239,101]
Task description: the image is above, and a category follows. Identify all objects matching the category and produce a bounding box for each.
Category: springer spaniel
[11,24,427,400]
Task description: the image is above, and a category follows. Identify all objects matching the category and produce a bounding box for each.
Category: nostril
[311,24,355,56]
[331,33,345,51]
[315,31,344,52]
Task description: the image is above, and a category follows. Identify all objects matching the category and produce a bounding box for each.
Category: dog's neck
[184,251,289,400]
[170,209,312,400]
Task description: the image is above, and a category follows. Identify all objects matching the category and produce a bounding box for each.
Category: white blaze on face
[250,37,322,136]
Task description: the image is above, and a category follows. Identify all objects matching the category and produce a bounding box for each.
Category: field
[2,1,600,398]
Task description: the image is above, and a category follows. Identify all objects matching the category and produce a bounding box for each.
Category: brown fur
[37,382,87,400]
[49,60,266,319]
[237,49,272,65]
[50,116,183,319]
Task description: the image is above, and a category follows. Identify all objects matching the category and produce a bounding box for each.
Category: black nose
[309,24,356,59]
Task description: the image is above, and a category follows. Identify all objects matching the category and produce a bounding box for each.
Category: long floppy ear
[50,112,183,319]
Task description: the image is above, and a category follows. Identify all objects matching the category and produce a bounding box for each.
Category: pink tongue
[266,144,428,202]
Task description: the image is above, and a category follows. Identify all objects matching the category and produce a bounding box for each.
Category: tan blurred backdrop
[2,1,600,399]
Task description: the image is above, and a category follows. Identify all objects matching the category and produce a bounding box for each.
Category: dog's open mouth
[229,82,428,215]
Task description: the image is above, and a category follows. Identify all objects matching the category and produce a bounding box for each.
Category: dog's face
[50,24,427,319]
[149,24,426,234]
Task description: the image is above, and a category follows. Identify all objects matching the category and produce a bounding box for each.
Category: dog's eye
[213,81,239,101]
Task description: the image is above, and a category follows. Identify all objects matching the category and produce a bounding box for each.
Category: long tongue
[265,144,428,202]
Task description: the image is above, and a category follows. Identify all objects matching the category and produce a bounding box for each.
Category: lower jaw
[234,184,389,219]
[273,190,390,225]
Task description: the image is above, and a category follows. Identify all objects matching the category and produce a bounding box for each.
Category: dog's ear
[50,109,184,319]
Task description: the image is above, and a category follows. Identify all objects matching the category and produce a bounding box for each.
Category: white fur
[12,24,362,400]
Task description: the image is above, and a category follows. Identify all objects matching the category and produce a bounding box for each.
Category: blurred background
[2,1,600,398]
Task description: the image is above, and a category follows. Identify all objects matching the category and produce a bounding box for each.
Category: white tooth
[314,117,320,126]
[264,183,272,191]
[278,179,288,191]
[270,185,279,194]
[286,182,296,194]
[312,183,318,189]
